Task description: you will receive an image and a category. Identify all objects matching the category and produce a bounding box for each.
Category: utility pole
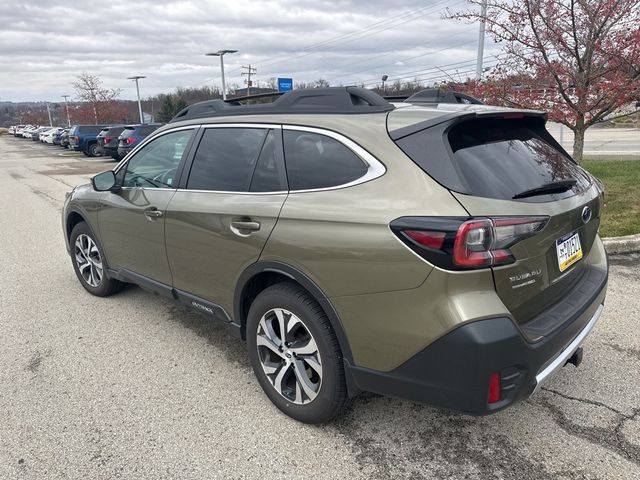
[206,50,237,100]
[127,76,146,123]
[242,65,257,96]
[475,0,488,81]
[45,102,53,126]
[61,95,71,127]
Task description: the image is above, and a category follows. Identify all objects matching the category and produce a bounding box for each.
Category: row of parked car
[9,123,164,161]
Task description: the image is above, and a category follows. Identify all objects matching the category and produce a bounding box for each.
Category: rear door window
[187,128,280,192]
[395,117,590,201]
[283,130,368,190]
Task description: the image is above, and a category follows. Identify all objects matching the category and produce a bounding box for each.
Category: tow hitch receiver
[566,347,584,368]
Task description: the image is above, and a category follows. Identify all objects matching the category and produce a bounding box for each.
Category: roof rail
[225,91,284,103]
[405,88,484,105]
[169,86,394,122]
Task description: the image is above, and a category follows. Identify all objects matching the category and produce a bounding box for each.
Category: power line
[229,1,455,74]
[326,37,476,83]
[195,0,459,87]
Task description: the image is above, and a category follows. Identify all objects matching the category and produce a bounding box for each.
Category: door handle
[231,220,260,231]
[144,208,163,219]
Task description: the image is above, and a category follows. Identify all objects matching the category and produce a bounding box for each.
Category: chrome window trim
[114,122,387,195]
[200,123,282,130]
[282,125,386,194]
[175,189,288,195]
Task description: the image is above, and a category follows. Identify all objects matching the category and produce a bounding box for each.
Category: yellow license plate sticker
[556,232,583,272]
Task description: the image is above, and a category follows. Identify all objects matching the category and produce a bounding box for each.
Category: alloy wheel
[256,308,323,405]
[74,234,103,287]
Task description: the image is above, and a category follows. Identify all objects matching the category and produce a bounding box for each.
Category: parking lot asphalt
[0,135,638,480]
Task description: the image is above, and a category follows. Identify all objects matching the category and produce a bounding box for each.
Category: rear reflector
[488,372,501,403]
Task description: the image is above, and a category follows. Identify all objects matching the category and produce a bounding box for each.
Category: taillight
[391,216,548,270]
[104,136,112,143]
[126,137,136,145]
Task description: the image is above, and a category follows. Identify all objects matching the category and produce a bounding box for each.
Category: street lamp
[127,76,146,123]
[61,95,71,127]
[381,74,388,95]
[206,49,237,100]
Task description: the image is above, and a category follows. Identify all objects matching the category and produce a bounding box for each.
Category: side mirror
[91,170,118,192]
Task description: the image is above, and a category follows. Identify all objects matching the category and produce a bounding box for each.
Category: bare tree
[72,72,122,124]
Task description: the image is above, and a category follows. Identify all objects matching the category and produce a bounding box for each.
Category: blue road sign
[278,78,293,92]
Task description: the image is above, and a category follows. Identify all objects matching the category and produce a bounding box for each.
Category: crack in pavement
[541,387,626,416]
[605,343,640,362]
[333,397,560,479]
[537,390,640,467]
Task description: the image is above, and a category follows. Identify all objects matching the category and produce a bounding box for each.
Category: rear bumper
[347,271,607,415]
[117,147,131,157]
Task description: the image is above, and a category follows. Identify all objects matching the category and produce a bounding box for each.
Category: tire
[246,282,349,423]
[86,142,99,157]
[69,222,124,297]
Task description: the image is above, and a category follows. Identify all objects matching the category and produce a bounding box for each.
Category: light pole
[381,74,388,95]
[45,102,53,126]
[127,76,146,123]
[61,95,71,127]
[475,0,488,81]
[206,49,237,100]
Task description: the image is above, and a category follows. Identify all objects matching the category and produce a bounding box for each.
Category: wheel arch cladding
[66,210,87,240]
[234,261,354,365]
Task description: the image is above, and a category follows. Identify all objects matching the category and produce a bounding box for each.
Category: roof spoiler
[389,110,548,141]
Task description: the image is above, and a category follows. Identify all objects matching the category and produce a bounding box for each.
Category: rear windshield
[120,127,135,138]
[137,125,161,135]
[395,117,591,201]
[78,125,106,134]
[106,126,125,136]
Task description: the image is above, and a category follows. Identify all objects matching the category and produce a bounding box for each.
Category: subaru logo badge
[581,206,592,224]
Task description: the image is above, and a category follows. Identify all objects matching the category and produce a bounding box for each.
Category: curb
[602,233,640,255]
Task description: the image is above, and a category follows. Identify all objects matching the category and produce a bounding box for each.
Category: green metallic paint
[165,191,287,314]
[62,104,607,376]
[98,188,176,285]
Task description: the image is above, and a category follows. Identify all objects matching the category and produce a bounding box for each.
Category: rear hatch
[96,128,110,147]
[118,126,136,149]
[390,110,604,335]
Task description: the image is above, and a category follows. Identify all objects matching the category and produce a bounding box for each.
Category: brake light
[126,137,136,145]
[391,216,548,270]
[488,372,501,403]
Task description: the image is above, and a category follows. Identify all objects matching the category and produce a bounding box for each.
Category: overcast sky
[0,0,498,102]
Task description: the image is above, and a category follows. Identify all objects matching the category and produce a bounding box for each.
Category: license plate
[556,232,583,272]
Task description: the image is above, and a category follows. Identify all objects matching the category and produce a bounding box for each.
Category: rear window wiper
[512,179,577,199]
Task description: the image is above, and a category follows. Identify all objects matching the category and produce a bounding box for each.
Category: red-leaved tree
[448,0,640,162]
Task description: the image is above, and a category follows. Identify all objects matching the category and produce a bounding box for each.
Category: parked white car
[22,126,39,139]
[41,127,63,144]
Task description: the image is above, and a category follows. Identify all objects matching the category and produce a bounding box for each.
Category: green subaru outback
[62,87,608,423]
